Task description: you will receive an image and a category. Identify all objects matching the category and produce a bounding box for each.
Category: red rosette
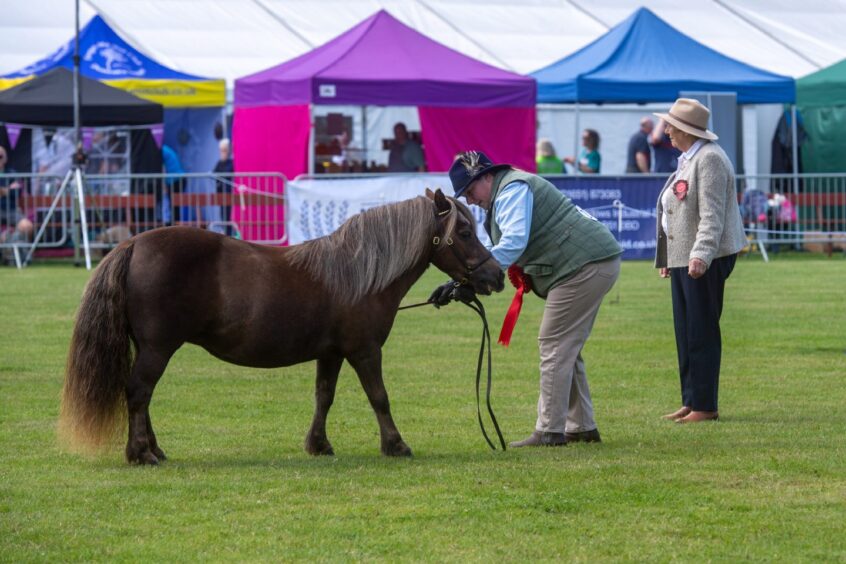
[498,265,532,347]
[672,179,689,201]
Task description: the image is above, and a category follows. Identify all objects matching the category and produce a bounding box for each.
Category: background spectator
[565,129,601,173]
[162,144,185,194]
[160,144,185,225]
[626,117,653,173]
[387,122,426,172]
[0,146,34,258]
[536,138,564,174]
[212,138,235,235]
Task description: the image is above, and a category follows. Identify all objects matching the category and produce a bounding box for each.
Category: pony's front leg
[348,347,412,457]
[305,354,343,456]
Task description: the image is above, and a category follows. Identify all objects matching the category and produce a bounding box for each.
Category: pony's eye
[459,230,472,240]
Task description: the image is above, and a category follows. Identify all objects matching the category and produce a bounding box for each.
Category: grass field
[1,254,845,561]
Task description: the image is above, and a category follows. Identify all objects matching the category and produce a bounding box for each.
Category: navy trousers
[670,254,737,412]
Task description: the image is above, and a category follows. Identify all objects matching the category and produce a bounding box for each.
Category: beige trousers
[535,257,620,434]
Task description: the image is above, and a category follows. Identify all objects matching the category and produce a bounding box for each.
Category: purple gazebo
[232,10,535,240]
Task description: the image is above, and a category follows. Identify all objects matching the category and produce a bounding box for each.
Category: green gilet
[489,169,622,298]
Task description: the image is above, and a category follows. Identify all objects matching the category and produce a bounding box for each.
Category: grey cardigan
[654,141,747,269]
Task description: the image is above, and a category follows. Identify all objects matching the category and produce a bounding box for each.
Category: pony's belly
[195,336,329,369]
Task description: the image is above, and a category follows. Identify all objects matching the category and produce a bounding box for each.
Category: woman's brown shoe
[675,411,719,423]
[662,406,691,421]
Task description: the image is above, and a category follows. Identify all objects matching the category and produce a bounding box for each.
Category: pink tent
[233,10,536,241]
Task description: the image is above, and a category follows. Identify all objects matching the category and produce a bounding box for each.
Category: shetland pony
[60,189,504,464]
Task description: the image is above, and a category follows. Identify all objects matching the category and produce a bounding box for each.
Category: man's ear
[433,188,450,215]
[425,187,435,200]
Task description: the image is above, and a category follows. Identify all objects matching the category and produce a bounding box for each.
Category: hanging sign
[150,124,164,148]
[6,124,22,150]
[318,84,337,98]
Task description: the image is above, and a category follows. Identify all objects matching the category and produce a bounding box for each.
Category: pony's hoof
[383,441,412,457]
[152,446,167,461]
[126,446,161,465]
[305,438,335,456]
[142,454,160,466]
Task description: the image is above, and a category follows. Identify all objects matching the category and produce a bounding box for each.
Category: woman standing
[564,129,601,173]
[653,99,747,423]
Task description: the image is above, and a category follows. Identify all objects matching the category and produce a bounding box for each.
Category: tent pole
[573,103,581,175]
[790,104,799,197]
[308,104,315,175]
[361,106,368,168]
[73,0,81,147]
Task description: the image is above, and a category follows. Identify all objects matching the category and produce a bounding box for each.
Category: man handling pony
[431,152,622,447]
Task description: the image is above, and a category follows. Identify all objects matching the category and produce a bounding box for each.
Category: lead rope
[397,295,507,451]
[463,295,507,451]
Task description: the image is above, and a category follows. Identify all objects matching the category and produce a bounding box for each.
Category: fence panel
[4,171,846,266]
[1,172,287,266]
[738,173,846,255]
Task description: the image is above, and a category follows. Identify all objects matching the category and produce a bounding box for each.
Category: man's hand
[429,282,455,308]
[688,258,707,279]
[428,281,476,308]
[451,284,476,305]
[659,267,670,279]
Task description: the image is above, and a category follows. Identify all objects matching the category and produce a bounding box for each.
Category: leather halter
[432,206,495,285]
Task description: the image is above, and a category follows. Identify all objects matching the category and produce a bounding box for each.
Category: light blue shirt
[488,180,533,269]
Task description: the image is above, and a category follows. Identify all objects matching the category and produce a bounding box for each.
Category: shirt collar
[676,139,706,172]
[683,139,706,161]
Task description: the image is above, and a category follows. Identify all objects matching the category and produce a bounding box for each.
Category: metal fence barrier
[2,171,845,267]
[0,172,286,267]
[737,173,846,257]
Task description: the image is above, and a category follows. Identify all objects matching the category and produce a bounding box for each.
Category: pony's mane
[287,195,474,304]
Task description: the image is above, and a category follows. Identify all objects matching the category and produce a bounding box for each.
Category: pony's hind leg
[125,347,174,465]
[145,415,166,461]
[305,354,343,456]
[347,347,412,457]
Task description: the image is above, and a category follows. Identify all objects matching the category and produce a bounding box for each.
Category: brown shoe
[662,406,691,421]
[509,431,567,448]
[676,411,719,424]
[564,429,602,443]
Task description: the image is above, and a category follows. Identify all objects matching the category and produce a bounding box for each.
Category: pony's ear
[433,188,450,215]
[425,187,435,200]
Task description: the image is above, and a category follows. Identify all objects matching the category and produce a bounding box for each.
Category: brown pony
[60,189,504,464]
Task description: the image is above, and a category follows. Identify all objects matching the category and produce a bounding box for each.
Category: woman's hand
[688,258,707,279]
[659,267,670,278]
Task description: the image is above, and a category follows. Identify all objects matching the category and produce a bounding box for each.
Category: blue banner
[546,175,666,260]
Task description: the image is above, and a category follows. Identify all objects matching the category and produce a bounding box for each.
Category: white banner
[286,174,489,245]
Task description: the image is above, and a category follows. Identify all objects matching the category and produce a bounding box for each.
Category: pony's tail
[59,240,135,452]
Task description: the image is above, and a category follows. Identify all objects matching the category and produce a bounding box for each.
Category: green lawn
[1,254,845,561]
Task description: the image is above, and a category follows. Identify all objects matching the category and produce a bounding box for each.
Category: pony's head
[426,188,504,296]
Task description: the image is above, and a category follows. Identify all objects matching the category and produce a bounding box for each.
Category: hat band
[668,111,708,132]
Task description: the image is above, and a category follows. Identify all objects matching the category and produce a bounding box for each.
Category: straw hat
[654,98,718,141]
